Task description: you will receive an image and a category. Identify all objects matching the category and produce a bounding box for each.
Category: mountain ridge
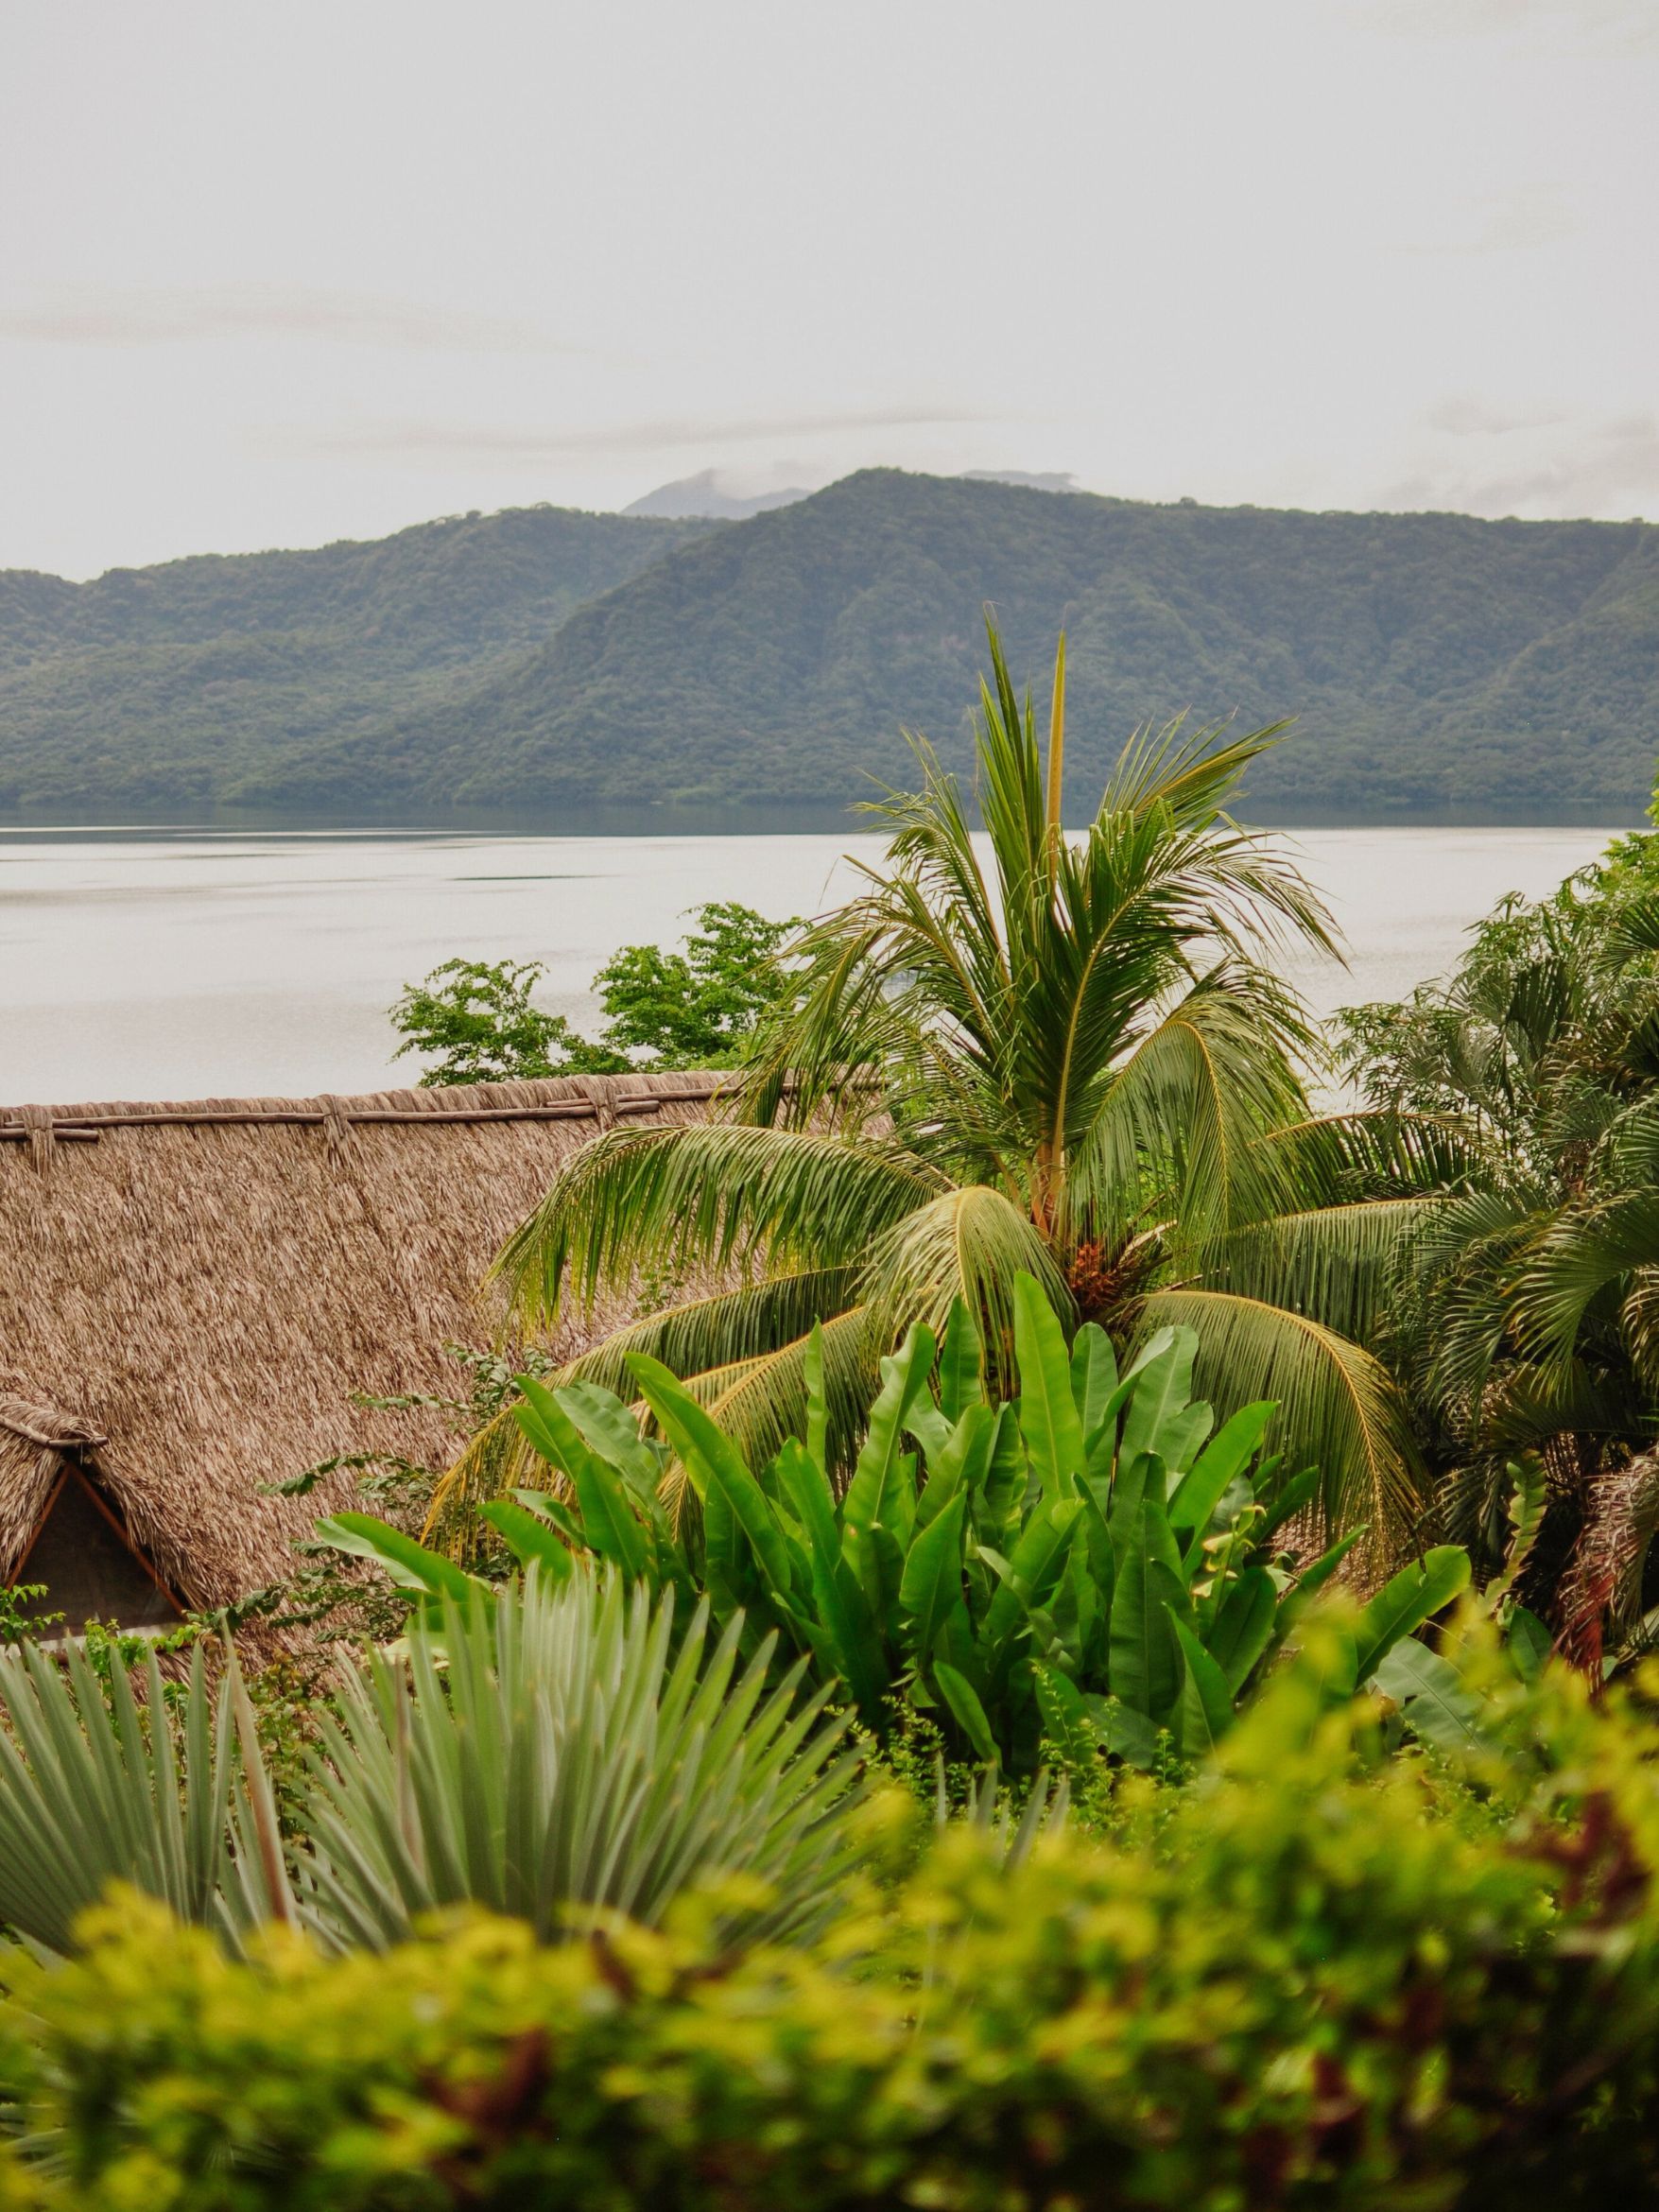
[3,471,1654,818]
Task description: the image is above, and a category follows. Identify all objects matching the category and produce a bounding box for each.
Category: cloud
[1383,410,1659,519]
[0,285,573,354]
[257,402,996,466]
[1365,0,1659,53]
[1426,395,1569,437]
[1403,183,1581,256]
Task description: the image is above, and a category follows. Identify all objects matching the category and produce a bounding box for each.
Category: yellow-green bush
[5,1624,1659,2211]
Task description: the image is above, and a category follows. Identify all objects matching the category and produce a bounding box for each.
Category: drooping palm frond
[1194,1196,1447,1348]
[858,1184,1072,1361]
[1066,966,1315,1245]
[493,1120,941,1332]
[1142,1286,1423,1542]
[1511,1189,1659,1384]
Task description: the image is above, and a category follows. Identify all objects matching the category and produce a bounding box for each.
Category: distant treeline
[2,471,1654,817]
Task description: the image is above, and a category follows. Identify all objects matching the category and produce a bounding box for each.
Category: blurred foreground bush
[4,1615,1659,2211]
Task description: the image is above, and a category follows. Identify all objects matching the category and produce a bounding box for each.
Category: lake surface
[0,824,1620,1105]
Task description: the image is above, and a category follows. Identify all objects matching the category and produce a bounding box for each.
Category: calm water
[0,823,1619,1105]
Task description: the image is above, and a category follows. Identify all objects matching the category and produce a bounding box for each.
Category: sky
[2,0,1655,579]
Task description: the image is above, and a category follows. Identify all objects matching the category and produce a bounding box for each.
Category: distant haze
[1,0,1655,579]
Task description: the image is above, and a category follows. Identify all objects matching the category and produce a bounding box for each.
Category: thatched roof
[0,1072,719,1621]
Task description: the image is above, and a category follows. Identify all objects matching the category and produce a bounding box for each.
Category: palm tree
[1339,860,1659,1651]
[455,624,1445,1545]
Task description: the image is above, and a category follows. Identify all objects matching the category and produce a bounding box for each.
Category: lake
[0,822,1621,1104]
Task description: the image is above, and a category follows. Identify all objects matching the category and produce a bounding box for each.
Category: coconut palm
[467,624,1449,1544]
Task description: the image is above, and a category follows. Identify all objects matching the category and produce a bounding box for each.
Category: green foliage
[1339,855,1659,1639]
[298,1569,858,1952]
[0,501,713,813]
[9,1624,1659,2207]
[342,1281,1449,1773]
[389,903,798,1087]
[0,1567,855,1965]
[9,476,1654,819]
[591,900,800,1066]
[0,1637,293,1958]
[390,959,628,1085]
[492,620,1441,1534]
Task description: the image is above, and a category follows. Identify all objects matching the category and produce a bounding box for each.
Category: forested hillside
[0,505,713,809]
[4,471,1655,817]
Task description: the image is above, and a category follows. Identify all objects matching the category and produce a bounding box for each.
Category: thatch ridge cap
[0,1066,732,1126]
[0,1395,107,1451]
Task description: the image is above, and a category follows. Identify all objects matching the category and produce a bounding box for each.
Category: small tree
[390,959,626,1087]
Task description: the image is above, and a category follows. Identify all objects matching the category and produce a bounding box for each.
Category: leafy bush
[333,1278,1466,1773]
[389,902,799,1085]
[6,1618,1659,2210]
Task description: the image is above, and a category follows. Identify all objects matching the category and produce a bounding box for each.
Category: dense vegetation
[480,626,1445,1535]
[6,1609,1659,2207]
[5,472,1655,818]
[0,503,711,812]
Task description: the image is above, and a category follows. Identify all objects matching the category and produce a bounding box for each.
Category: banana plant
[327,1274,1466,1771]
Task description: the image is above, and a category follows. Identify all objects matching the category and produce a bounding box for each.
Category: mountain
[234,470,1659,819]
[4,470,1655,819]
[624,471,812,521]
[0,504,714,810]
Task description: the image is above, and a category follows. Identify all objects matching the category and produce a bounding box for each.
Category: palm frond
[858,1184,1072,1367]
[1142,1286,1423,1541]
[493,1120,940,1331]
[1195,1196,1446,1345]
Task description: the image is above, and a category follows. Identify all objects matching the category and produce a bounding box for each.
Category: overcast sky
[3,0,1655,579]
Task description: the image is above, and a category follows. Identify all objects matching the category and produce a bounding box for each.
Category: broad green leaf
[840,1326,936,1546]
[628,1354,800,1600]
[1204,1566,1279,1695]
[983,1499,1084,1664]
[1167,1401,1276,1535]
[974,1405,1026,1547]
[315,1512,478,1599]
[1069,1322,1119,1460]
[512,1487,592,1553]
[1155,1402,1214,1480]
[935,1662,999,1765]
[938,1298,985,1422]
[518,1377,648,1581]
[1083,1692,1162,1771]
[1506,1604,1552,1681]
[1118,1326,1198,1472]
[1370,1637,1486,1752]
[1109,1499,1182,1719]
[1353,1547,1472,1683]
[1171,1616,1235,1756]
[899,1492,969,1664]
[1252,1465,1321,1550]
[1274,1527,1367,1634]
[1012,1271,1088,1497]
[553,1380,663,1503]
[916,1403,997,1532]
[855,1523,908,1642]
[773,1442,888,1721]
[1107,1449,1157,1557]
[477,1500,576,1580]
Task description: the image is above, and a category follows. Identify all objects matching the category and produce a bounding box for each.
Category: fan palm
[460,623,1446,1545]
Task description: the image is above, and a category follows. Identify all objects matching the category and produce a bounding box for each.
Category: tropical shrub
[6,1618,1659,2211]
[299,1569,858,1951]
[0,1573,855,1961]
[337,1278,1467,1773]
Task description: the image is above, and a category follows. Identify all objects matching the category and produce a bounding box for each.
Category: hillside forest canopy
[1,470,1654,820]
